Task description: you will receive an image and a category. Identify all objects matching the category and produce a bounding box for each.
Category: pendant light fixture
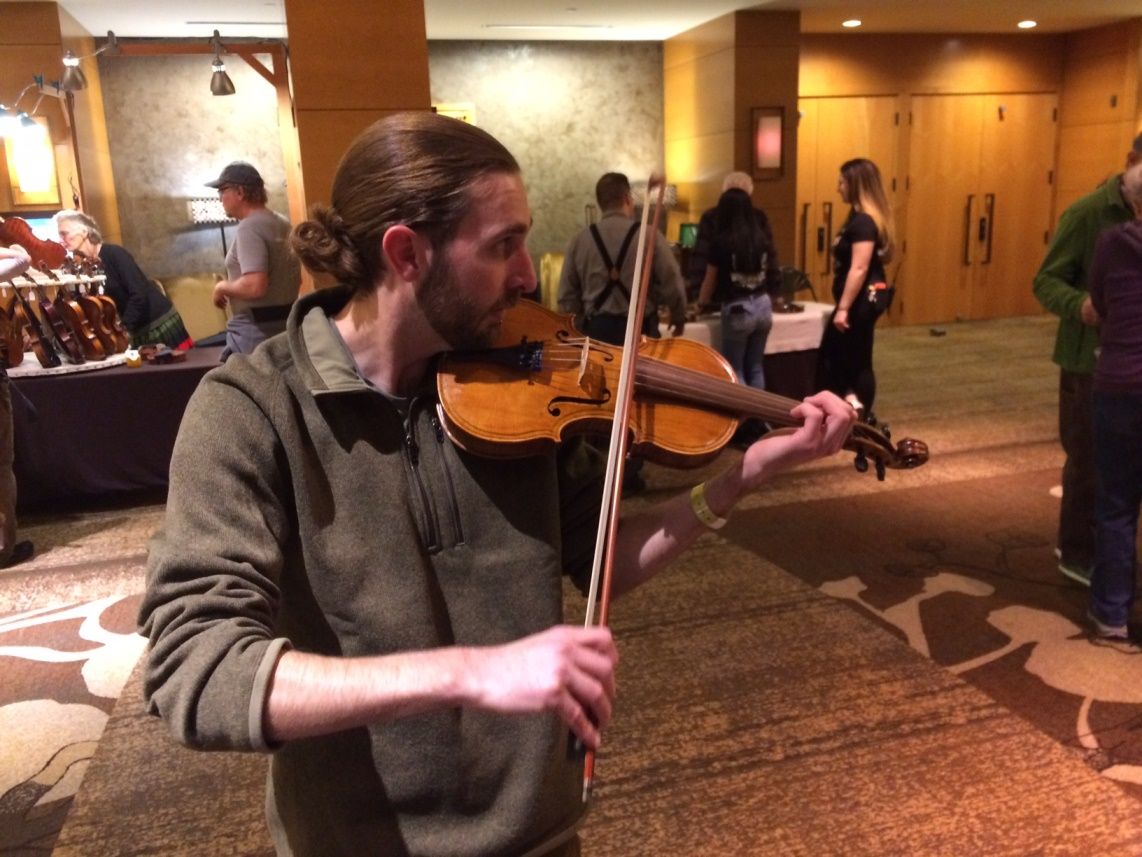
[59,32,120,93]
[210,30,236,96]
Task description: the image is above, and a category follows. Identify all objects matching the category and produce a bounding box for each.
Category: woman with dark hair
[695,188,782,392]
[816,157,895,419]
[54,210,193,350]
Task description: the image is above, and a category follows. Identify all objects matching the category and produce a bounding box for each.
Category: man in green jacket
[139,112,856,857]
[1032,134,1142,585]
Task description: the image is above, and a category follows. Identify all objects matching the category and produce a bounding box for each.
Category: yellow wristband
[690,482,728,530]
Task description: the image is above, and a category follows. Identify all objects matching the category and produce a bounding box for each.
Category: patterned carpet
[6,314,1142,854]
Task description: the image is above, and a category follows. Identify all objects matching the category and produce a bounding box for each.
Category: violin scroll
[846,419,928,481]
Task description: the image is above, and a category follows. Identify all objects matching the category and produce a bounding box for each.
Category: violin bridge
[578,338,590,386]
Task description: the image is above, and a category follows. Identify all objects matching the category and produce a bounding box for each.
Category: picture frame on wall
[751,107,784,181]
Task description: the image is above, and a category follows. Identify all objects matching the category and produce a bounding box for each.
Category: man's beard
[417,253,519,350]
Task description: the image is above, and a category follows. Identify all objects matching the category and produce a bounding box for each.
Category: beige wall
[430,40,664,266]
[664,11,801,264]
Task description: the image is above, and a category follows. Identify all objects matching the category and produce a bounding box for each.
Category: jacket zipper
[431,410,465,546]
[403,398,439,552]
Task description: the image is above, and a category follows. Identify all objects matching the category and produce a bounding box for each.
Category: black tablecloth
[12,346,224,511]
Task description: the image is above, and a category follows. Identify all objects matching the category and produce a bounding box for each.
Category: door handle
[800,203,811,271]
[816,227,825,253]
[982,193,995,264]
[963,194,975,266]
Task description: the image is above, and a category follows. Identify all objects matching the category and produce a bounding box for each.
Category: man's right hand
[1080,295,1101,326]
[464,625,618,750]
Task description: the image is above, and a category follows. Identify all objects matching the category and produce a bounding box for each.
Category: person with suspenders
[557,172,686,347]
[557,172,687,494]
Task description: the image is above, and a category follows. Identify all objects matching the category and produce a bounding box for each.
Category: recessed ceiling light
[842,19,862,29]
[1017,20,1037,29]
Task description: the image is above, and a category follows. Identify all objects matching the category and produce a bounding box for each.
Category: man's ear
[381,224,429,283]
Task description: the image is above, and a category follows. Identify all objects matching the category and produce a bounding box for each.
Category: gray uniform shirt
[224,207,301,355]
[557,211,687,326]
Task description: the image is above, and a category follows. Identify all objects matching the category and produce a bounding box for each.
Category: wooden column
[664,10,800,264]
[282,0,430,219]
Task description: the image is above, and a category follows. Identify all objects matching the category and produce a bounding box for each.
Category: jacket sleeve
[103,246,154,332]
[1087,229,1115,319]
[138,369,294,753]
[1033,207,1089,321]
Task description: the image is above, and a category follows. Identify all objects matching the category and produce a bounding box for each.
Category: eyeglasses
[217,185,235,196]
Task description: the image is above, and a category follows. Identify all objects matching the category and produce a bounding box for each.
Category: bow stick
[580,175,667,802]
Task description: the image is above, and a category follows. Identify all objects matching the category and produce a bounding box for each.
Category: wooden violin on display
[11,286,61,369]
[50,272,106,361]
[0,216,67,272]
[438,299,928,480]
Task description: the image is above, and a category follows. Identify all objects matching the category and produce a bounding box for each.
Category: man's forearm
[263,647,471,742]
[221,271,270,302]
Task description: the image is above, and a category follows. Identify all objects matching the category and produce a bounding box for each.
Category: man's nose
[514,250,537,295]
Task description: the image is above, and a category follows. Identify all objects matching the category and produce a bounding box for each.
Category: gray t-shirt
[225,207,300,315]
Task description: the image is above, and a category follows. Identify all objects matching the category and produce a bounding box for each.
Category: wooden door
[904,93,1057,324]
[796,96,898,300]
[903,95,983,324]
[971,93,1057,319]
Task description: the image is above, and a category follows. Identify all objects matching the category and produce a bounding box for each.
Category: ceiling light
[210,30,236,96]
[1017,20,1037,29]
[842,19,862,28]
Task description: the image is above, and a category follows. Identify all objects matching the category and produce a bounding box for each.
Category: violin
[34,285,84,364]
[45,267,105,361]
[0,216,67,271]
[437,300,928,480]
[74,253,130,352]
[11,286,61,369]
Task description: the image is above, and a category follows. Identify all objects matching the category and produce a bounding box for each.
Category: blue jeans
[720,292,772,390]
[1090,390,1142,628]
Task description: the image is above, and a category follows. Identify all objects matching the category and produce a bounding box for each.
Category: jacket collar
[286,285,371,397]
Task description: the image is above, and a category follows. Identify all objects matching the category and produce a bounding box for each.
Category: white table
[658,301,834,399]
[659,301,833,353]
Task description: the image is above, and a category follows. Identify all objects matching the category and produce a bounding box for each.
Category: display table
[660,301,833,400]
[11,346,224,510]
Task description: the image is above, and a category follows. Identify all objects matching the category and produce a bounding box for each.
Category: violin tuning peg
[853,452,869,474]
[875,459,886,481]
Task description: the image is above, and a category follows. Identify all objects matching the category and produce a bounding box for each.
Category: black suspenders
[588,222,641,314]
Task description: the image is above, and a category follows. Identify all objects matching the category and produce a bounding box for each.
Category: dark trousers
[1058,370,1096,567]
[1090,391,1142,628]
[817,309,877,412]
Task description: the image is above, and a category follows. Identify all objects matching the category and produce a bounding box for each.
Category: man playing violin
[139,111,855,857]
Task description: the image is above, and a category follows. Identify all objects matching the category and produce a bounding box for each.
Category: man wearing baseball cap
[206,161,300,358]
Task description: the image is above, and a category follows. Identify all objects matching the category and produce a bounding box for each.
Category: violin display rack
[1,266,132,377]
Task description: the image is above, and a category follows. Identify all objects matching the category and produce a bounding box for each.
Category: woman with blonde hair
[816,157,894,420]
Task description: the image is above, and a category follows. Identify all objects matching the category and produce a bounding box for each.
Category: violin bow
[580,175,667,802]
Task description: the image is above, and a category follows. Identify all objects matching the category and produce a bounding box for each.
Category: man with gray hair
[206,161,300,358]
[1033,134,1142,586]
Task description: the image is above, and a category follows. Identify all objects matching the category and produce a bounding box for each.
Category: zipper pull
[430,413,445,444]
[405,424,419,465]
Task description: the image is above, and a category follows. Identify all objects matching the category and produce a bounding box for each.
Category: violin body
[36,289,84,364]
[0,217,67,271]
[440,300,737,468]
[11,290,61,369]
[438,300,928,478]
[54,289,106,360]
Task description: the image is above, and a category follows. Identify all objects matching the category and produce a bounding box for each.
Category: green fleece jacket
[1033,173,1133,374]
[139,286,604,857]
